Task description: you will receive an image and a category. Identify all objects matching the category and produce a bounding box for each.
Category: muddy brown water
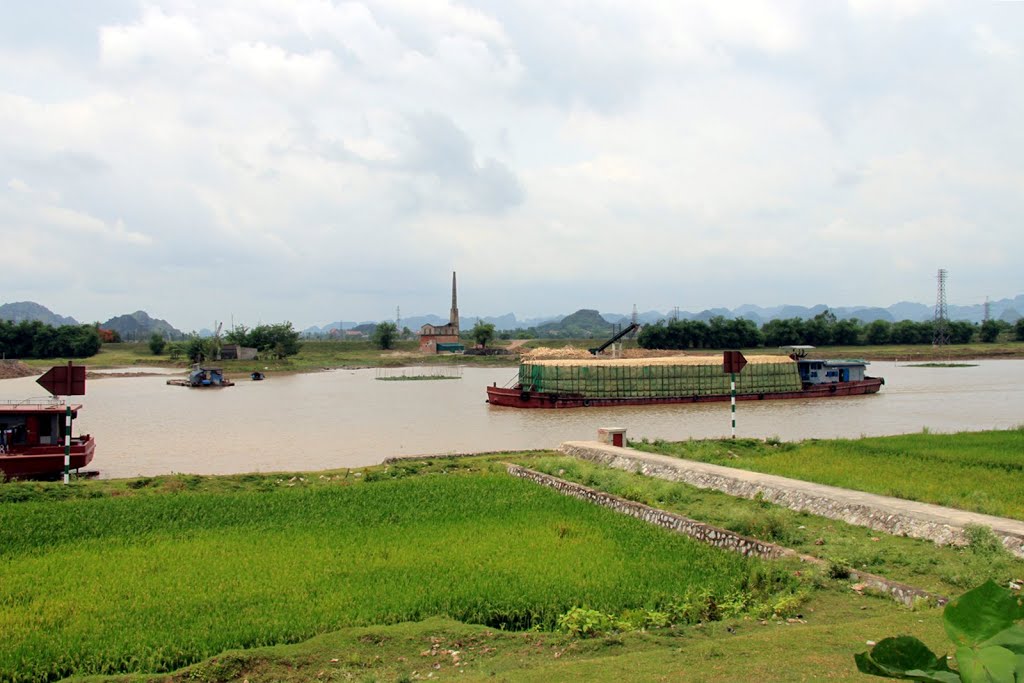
[1,361,1021,479]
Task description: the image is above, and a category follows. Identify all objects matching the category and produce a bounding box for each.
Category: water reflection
[1,361,1021,478]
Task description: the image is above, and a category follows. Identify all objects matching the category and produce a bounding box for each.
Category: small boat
[0,400,96,480]
[250,371,265,381]
[167,366,235,388]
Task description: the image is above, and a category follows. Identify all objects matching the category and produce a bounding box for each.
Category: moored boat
[0,400,96,479]
[486,349,883,409]
[167,366,234,388]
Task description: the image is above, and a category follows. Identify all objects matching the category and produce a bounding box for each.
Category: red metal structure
[0,402,96,479]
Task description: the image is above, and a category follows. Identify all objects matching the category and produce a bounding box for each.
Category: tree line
[149,323,303,361]
[638,312,1024,350]
[0,320,102,359]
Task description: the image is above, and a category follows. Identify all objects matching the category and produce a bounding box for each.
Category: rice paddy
[0,471,794,682]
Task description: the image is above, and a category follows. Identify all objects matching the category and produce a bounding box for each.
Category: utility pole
[933,269,949,347]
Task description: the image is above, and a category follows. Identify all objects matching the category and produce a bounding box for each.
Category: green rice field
[0,472,794,682]
[633,428,1024,519]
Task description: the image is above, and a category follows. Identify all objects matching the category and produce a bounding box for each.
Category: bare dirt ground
[0,360,36,380]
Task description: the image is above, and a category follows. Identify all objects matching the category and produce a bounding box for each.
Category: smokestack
[450,271,459,329]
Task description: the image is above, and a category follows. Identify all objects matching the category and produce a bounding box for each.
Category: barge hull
[486,378,883,409]
[0,437,96,479]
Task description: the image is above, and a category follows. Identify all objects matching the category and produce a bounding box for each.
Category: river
[1,360,1021,479]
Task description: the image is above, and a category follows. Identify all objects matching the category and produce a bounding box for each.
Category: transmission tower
[933,268,949,347]
[983,297,991,323]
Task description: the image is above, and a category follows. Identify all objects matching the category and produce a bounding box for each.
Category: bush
[148,333,166,355]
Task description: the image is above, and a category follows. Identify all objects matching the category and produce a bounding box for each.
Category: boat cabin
[0,402,96,479]
[0,403,80,450]
[780,346,869,386]
[796,359,869,385]
[189,367,228,386]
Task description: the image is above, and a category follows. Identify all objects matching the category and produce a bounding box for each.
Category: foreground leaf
[945,581,1024,648]
[855,636,958,681]
[955,645,1017,683]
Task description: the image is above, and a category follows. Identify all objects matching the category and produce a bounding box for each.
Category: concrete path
[560,441,1024,559]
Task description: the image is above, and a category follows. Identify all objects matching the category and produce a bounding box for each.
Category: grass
[375,375,461,381]
[79,591,947,682]
[905,362,978,367]
[519,455,1024,596]
[0,462,799,682]
[631,429,1024,519]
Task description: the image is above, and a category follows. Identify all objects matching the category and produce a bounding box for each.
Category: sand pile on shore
[0,360,36,380]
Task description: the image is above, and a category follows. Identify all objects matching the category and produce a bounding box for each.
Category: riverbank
[15,339,1024,377]
[3,433,1022,681]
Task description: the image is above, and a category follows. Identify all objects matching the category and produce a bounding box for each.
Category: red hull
[0,437,96,479]
[486,378,883,409]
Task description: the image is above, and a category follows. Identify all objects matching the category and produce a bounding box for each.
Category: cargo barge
[486,351,883,409]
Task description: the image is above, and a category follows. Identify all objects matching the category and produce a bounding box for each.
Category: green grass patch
[905,362,978,367]
[0,470,797,682]
[519,455,1024,597]
[82,591,947,683]
[375,375,461,381]
[632,429,1024,519]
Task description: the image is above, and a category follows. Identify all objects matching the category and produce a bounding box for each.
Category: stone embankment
[507,463,946,606]
[560,441,1024,560]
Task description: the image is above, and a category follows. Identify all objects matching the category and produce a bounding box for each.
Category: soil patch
[0,360,36,380]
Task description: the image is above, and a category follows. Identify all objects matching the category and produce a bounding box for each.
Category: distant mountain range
[3,295,1022,341]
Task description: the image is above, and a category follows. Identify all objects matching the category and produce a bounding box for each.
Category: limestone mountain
[102,311,184,341]
[535,309,620,338]
[0,301,78,326]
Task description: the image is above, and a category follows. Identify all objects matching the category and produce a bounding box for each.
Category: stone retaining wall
[507,463,786,558]
[561,443,1024,560]
[507,463,947,606]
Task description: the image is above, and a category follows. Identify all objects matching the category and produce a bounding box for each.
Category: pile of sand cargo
[520,346,692,362]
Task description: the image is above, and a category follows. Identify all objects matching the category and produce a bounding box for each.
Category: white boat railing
[0,397,66,407]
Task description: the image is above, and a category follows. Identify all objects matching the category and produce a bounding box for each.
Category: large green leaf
[955,645,1017,683]
[855,636,958,681]
[945,581,1024,648]
[979,625,1024,655]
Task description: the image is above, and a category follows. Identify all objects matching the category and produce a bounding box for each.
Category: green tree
[762,318,805,347]
[864,319,891,346]
[832,319,862,346]
[186,336,208,363]
[1016,318,1024,342]
[373,322,398,350]
[471,321,496,348]
[148,332,166,355]
[948,320,977,345]
[979,319,1002,343]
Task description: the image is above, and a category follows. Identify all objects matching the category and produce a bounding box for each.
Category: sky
[1,1,1022,331]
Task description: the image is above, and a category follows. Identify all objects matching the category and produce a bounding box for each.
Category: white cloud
[1,1,1022,328]
[99,6,206,69]
[973,24,1019,60]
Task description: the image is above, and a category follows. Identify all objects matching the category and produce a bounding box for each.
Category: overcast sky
[1,1,1022,330]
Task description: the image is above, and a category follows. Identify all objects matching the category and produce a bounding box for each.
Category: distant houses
[220,344,258,360]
